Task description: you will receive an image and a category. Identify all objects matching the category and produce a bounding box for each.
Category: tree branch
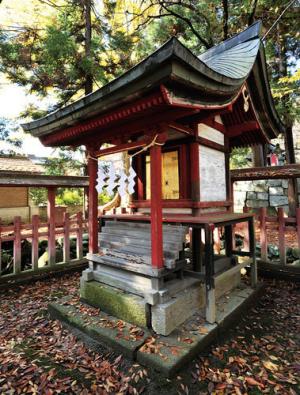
[222,0,229,40]
[248,0,259,25]
[159,2,212,48]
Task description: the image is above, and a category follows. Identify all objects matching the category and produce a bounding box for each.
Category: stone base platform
[48,283,264,377]
[80,261,242,335]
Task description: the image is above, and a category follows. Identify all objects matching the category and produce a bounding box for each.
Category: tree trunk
[84,0,93,95]
[277,23,298,215]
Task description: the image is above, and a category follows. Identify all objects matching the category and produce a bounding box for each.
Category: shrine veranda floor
[0,272,299,394]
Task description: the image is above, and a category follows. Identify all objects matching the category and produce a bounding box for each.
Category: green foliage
[56,188,83,205]
[98,191,112,205]
[0,0,140,107]
[0,118,22,155]
[230,147,252,169]
[29,187,47,206]
[272,68,300,123]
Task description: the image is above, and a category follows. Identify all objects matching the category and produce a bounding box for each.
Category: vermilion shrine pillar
[150,141,163,269]
[87,152,99,254]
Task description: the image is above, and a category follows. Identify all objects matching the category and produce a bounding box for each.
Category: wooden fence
[234,206,300,266]
[0,212,88,284]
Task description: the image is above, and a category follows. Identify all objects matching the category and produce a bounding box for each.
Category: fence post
[0,218,2,276]
[259,207,268,262]
[63,212,70,262]
[242,206,250,251]
[76,212,83,259]
[32,215,39,271]
[14,216,22,274]
[296,208,300,251]
[278,207,286,265]
[47,187,56,266]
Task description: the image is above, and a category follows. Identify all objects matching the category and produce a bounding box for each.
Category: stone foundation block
[151,283,205,336]
[215,269,241,299]
[80,279,148,328]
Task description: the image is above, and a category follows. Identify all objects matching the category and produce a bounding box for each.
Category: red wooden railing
[0,212,88,283]
[235,206,300,265]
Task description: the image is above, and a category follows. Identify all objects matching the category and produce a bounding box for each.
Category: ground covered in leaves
[0,273,299,394]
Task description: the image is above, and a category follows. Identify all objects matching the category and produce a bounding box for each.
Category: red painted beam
[168,122,194,136]
[136,155,144,200]
[150,143,164,269]
[201,118,226,133]
[227,121,260,137]
[87,153,99,254]
[95,139,149,157]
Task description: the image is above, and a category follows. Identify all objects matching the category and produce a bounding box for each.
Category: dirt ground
[0,273,299,395]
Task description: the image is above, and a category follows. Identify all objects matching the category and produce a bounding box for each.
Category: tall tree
[0,118,22,155]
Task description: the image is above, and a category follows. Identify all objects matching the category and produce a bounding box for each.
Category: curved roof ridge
[199,21,262,79]
[199,21,262,62]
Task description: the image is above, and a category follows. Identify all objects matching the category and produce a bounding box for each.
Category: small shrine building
[23,21,285,335]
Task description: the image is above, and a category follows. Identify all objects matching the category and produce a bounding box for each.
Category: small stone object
[292,248,300,259]
[291,259,300,266]
[269,187,284,195]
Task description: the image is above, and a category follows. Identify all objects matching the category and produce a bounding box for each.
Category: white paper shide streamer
[96,160,136,197]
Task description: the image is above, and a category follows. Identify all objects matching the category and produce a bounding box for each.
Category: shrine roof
[22,21,285,147]
[0,156,43,174]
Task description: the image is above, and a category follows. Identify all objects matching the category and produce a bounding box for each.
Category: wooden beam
[0,173,89,188]
[227,121,259,136]
[201,118,226,133]
[95,139,149,157]
[231,164,300,182]
[136,154,144,200]
[196,136,226,152]
[87,153,99,254]
[168,122,194,136]
[74,108,196,148]
[179,104,233,125]
[150,142,164,269]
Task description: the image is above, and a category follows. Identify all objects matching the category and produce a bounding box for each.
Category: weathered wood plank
[0,172,88,187]
[231,164,300,181]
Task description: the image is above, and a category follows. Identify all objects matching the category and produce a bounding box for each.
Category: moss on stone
[80,280,147,328]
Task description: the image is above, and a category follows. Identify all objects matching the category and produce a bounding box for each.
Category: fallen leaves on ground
[188,279,300,395]
[0,273,144,394]
[0,274,299,394]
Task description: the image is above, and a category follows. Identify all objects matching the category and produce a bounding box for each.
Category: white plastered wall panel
[199,146,226,202]
[198,123,224,146]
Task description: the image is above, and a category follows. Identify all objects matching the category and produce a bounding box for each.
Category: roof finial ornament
[242,86,250,112]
